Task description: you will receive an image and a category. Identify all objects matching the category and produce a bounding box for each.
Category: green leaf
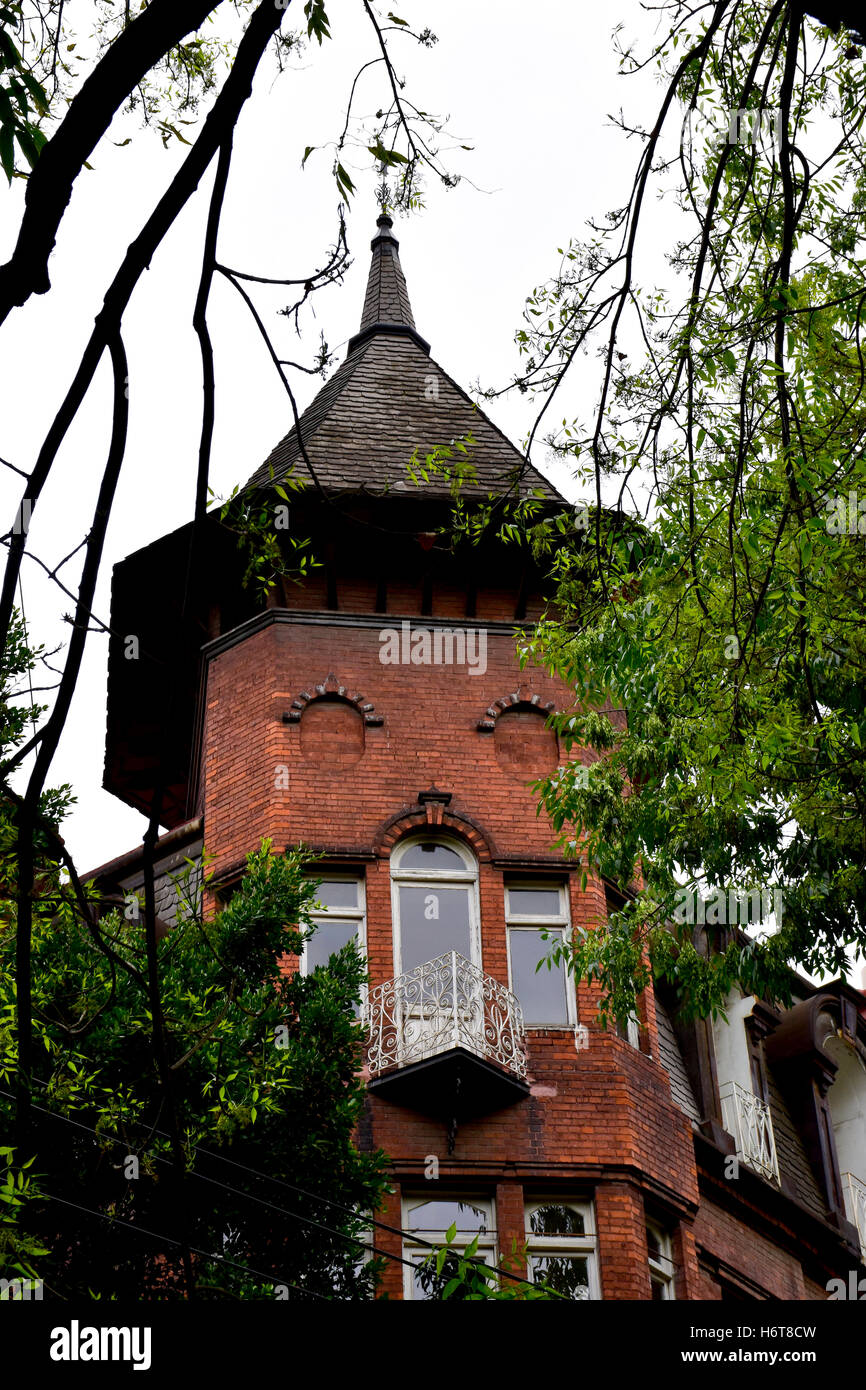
[14,123,40,169]
[335,162,356,200]
[0,123,13,183]
[367,141,409,167]
[304,1,331,44]
[19,70,49,117]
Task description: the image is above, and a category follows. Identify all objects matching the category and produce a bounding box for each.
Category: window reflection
[399,843,467,872]
[398,885,472,973]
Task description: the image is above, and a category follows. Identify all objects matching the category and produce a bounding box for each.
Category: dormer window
[714,991,780,1184]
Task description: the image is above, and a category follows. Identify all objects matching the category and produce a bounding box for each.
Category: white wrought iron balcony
[363,951,528,1123]
[719,1079,780,1184]
[841,1171,866,1259]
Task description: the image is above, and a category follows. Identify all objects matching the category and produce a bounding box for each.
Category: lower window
[402,1197,496,1300]
[525,1200,600,1300]
[646,1221,676,1299]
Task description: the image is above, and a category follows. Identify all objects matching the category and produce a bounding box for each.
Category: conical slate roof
[245,214,563,502]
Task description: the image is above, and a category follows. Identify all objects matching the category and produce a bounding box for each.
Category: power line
[41,1191,331,1302]
[2,1086,555,1297]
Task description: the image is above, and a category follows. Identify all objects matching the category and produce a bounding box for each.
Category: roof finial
[375,169,391,216]
[346,206,431,355]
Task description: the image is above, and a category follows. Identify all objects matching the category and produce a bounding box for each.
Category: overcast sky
[4,0,665,872]
[5,0,858,995]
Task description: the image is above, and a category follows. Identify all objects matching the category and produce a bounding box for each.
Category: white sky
[3,0,662,871]
[1,1,861,988]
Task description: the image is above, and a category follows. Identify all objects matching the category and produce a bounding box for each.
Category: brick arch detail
[283,671,384,726]
[373,806,496,862]
[477,684,556,732]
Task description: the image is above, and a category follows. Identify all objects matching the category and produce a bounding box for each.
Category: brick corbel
[476,684,556,732]
[281,671,384,726]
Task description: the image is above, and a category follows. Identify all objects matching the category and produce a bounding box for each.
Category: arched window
[402,1196,495,1300]
[390,835,480,976]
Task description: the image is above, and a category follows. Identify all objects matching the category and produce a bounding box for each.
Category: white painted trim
[524,1199,600,1300]
[505,880,576,1027]
[390,833,481,977]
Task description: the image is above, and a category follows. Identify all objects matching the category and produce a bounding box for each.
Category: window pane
[305,918,358,972]
[646,1226,661,1260]
[531,1254,590,1300]
[399,842,466,872]
[651,1276,667,1301]
[509,929,569,1024]
[528,1204,585,1237]
[399,885,471,972]
[410,1251,488,1301]
[311,880,358,909]
[507,887,561,917]
[407,1200,489,1236]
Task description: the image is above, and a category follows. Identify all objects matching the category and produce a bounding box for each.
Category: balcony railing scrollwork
[719,1079,780,1184]
[364,950,527,1084]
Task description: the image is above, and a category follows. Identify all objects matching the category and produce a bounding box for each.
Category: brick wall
[198,607,848,1299]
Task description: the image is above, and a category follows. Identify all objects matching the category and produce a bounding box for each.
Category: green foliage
[0,1146,48,1285]
[0,839,389,1299]
[406,434,479,497]
[0,5,48,182]
[216,472,321,601]
[303,1,330,47]
[511,7,866,1021]
[431,5,866,1024]
[0,1,268,178]
[416,1227,558,1300]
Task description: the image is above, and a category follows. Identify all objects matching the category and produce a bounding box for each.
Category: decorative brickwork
[373,803,496,860]
[476,685,557,731]
[282,671,384,726]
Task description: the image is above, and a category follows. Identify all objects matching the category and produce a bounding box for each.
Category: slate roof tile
[246,214,563,503]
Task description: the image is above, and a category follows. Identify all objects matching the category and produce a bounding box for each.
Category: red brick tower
[99,216,866,1301]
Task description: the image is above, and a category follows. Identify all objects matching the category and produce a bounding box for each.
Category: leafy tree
[0,835,389,1299]
[0,0,458,1157]
[433,2,866,1024]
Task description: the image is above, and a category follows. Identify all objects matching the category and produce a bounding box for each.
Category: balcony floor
[368,1044,530,1119]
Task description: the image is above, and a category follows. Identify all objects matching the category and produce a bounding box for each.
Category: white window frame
[390,835,481,977]
[524,1198,600,1300]
[301,873,367,983]
[401,1194,496,1301]
[505,881,576,1028]
[617,1013,642,1050]
[646,1219,676,1300]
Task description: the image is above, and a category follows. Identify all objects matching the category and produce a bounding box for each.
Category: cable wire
[2,1086,553,1296]
[41,1191,331,1302]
